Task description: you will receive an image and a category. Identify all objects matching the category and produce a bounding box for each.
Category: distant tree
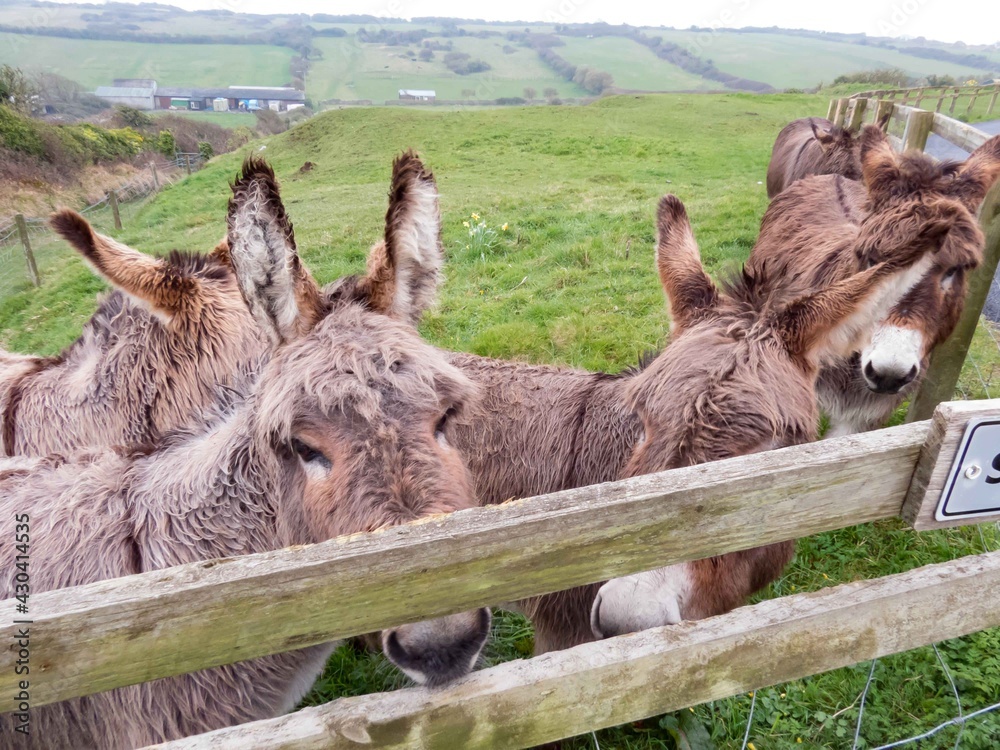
[254,108,286,136]
[523,87,536,100]
[227,126,254,150]
[502,44,515,54]
[197,141,214,161]
[419,47,434,61]
[0,65,36,114]
[115,105,152,129]
[927,74,957,87]
[543,87,558,98]
[461,88,477,98]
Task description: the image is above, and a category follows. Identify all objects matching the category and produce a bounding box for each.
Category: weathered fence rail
[4,398,1000,748]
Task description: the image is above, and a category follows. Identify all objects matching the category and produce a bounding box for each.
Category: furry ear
[860,125,900,204]
[361,150,443,324]
[209,236,231,267]
[950,135,1000,211]
[655,195,719,333]
[811,120,837,151]
[50,209,197,320]
[226,156,324,346]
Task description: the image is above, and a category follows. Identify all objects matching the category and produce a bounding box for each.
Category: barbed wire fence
[0,154,203,301]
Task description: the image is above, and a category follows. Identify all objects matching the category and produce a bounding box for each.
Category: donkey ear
[951,135,1000,210]
[226,156,324,346]
[811,120,837,151]
[655,195,718,333]
[209,236,231,267]
[860,125,899,202]
[361,150,442,324]
[50,209,197,320]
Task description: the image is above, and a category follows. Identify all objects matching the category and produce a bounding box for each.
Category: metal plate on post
[936,417,1000,521]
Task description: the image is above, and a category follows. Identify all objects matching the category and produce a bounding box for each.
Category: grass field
[308,35,584,102]
[2,94,999,748]
[0,31,294,89]
[559,36,713,91]
[650,30,988,90]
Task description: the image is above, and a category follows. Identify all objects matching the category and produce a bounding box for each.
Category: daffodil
[471,212,480,220]
[463,221,470,228]
[502,223,508,231]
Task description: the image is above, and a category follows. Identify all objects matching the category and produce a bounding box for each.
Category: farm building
[94,83,156,110]
[399,89,436,101]
[155,86,305,112]
[93,80,305,112]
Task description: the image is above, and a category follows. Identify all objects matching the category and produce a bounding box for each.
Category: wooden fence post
[907,181,1000,421]
[846,97,867,132]
[13,214,39,288]
[901,108,934,152]
[826,99,837,121]
[108,189,122,230]
[185,155,192,176]
[988,85,999,116]
[150,162,160,190]
[966,87,980,117]
[874,99,894,129]
[914,88,926,108]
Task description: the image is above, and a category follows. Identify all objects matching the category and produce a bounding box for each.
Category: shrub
[227,126,254,150]
[114,105,152,129]
[418,48,434,61]
[198,141,214,161]
[254,108,287,136]
[0,105,44,156]
[156,130,176,158]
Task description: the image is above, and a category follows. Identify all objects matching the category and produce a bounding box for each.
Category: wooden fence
[827,82,1000,122]
[2,97,1000,749]
[3,400,1000,748]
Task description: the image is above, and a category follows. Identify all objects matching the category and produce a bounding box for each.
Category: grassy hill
[559,36,713,91]
[3,93,998,749]
[0,31,294,89]
[651,29,990,89]
[308,35,585,103]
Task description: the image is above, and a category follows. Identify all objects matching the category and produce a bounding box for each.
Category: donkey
[590,177,975,638]
[0,219,265,456]
[752,129,1000,435]
[0,156,490,749]
[766,116,864,198]
[349,139,972,652]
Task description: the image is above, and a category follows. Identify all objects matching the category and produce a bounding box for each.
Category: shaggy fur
[590,179,969,639]
[0,156,490,749]
[752,129,1000,434]
[766,117,862,198]
[0,215,266,456]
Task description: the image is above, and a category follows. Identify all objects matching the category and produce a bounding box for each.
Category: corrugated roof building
[94,85,156,110]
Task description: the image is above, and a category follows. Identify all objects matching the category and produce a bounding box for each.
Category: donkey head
[591,186,967,639]
[811,119,862,181]
[227,155,489,687]
[856,131,998,393]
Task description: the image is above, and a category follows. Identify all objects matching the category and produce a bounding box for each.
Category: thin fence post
[966,87,980,118]
[949,86,961,114]
[901,108,934,152]
[14,214,40,288]
[185,155,192,176]
[988,86,999,116]
[907,180,1000,421]
[150,162,160,190]
[914,88,926,108]
[109,189,122,230]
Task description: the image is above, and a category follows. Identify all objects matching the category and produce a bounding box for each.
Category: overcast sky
[47,0,1000,46]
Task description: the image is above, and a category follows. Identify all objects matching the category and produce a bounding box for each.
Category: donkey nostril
[903,364,918,384]
[590,593,605,640]
[863,361,877,381]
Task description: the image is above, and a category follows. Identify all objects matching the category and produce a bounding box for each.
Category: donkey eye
[942,267,958,281]
[290,438,331,469]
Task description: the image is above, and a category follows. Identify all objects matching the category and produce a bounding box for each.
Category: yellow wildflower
[471,212,480,220]
[797,739,803,744]
[502,222,509,231]
[748,743,757,750]
[463,221,470,228]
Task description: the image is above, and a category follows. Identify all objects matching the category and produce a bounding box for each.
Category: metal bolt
[965,464,982,480]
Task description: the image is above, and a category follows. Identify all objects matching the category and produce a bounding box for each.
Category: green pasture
[2,93,998,749]
[559,36,714,92]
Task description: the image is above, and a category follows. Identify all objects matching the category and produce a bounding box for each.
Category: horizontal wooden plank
[931,113,990,153]
[0,420,932,712]
[904,399,1000,529]
[151,551,1000,750]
